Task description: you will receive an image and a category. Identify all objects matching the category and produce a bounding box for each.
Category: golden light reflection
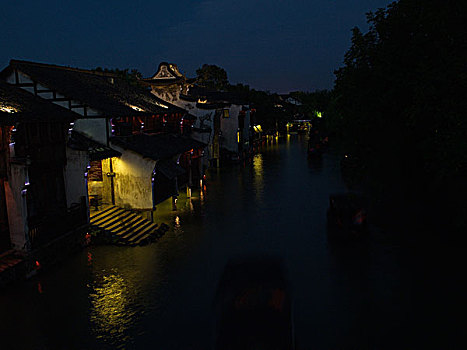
[253,154,264,201]
[89,272,132,339]
[253,153,263,176]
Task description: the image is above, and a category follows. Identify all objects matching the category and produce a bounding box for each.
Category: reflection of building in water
[90,272,132,341]
[253,154,263,179]
[252,154,264,201]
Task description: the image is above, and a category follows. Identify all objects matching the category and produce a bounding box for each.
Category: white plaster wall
[64,148,89,208]
[18,72,33,84]
[53,100,69,109]
[191,130,212,150]
[5,72,16,84]
[190,108,216,155]
[72,107,85,116]
[220,104,242,153]
[74,118,108,144]
[5,71,33,85]
[4,164,28,251]
[245,109,251,144]
[86,108,102,117]
[110,146,156,210]
[37,91,54,99]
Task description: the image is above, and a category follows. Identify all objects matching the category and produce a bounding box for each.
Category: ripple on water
[89,270,140,346]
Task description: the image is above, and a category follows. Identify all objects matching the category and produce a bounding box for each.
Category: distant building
[142,63,251,165]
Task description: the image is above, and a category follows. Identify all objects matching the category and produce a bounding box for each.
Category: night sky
[1,0,391,93]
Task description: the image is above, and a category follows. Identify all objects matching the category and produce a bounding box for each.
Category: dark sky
[1,0,391,93]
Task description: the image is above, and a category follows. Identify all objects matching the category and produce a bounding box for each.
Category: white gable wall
[107,145,156,210]
[220,104,242,153]
[73,118,108,144]
[64,147,89,209]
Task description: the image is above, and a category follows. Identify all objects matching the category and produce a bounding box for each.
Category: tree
[95,67,143,85]
[196,64,229,91]
[332,0,467,231]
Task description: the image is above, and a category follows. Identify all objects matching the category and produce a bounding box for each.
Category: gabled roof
[110,133,206,161]
[0,80,79,124]
[1,60,183,118]
[142,62,185,85]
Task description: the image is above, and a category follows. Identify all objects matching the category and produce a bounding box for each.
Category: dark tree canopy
[196,64,229,91]
[331,0,467,230]
[95,67,143,85]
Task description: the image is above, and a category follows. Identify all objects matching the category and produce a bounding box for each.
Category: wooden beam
[36,89,54,94]
[50,97,71,102]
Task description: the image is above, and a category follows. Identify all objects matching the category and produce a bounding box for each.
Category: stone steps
[90,206,163,246]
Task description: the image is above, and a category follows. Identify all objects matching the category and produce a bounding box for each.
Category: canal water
[0,135,460,349]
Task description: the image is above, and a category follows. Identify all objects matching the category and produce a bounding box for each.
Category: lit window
[223,109,229,118]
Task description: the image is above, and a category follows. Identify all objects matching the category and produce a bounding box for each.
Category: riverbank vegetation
[328,0,467,234]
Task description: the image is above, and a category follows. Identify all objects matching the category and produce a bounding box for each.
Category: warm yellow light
[0,104,18,113]
[197,98,207,104]
[155,101,169,109]
[126,104,145,112]
[89,273,131,338]
[237,131,241,143]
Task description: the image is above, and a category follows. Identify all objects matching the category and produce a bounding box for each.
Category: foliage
[94,67,143,85]
[196,64,229,91]
[290,90,333,120]
[224,83,286,131]
[331,0,467,230]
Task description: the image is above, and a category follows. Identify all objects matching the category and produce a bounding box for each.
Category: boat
[214,256,295,350]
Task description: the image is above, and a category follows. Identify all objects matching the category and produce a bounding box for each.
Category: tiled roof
[2,60,184,118]
[68,130,122,161]
[0,80,79,123]
[110,133,206,160]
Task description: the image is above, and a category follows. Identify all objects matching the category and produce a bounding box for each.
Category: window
[223,109,230,118]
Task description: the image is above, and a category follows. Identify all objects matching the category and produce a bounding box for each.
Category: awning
[156,159,186,180]
[68,131,122,161]
[88,146,122,161]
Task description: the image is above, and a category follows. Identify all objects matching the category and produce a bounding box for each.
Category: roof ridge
[10,59,121,78]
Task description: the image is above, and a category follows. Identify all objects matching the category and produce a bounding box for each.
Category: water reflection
[252,153,264,202]
[89,271,133,344]
[0,137,431,349]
